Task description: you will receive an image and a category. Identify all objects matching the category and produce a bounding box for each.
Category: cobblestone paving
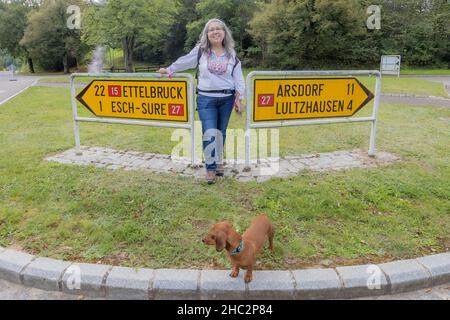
[45,146,400,182]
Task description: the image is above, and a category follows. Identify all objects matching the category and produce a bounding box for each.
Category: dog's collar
[229,240,244,255]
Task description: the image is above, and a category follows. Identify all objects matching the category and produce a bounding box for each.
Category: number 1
[347,83,355,95]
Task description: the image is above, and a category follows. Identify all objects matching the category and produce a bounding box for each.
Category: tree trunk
[63,52,69,74]
[27,57,35,73]
[123,36,135,73]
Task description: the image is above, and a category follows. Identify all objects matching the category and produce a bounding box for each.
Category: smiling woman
[157,19,245,184]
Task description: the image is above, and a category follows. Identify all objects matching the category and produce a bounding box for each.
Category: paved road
[0,278,448,300]
[360,283,450,300]
[381,95,450,108]
[407,75,450,91]
[410,75,450,97]
[381,75,450,108]
[0,72,38,105]
[0,72,69,105]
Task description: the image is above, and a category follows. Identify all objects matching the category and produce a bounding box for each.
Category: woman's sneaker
[206,171,216,184]
[216,164,224,176]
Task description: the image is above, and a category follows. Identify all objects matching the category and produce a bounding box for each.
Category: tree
[430,0,450,67]
[249,0,367,69]
[82,0,177,72]
[20,0,87,73]
[185,0,260,58]
[368,0,450,66]
[0,0,38,72]
[163,0,199,62]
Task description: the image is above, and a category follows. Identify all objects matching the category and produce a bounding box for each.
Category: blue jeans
[196,94,235,171]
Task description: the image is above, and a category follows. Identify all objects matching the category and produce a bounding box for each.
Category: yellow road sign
[76,79,189,122]
[253,78,374,122]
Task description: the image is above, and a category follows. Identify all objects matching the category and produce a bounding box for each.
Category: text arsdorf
[253,78,374,122]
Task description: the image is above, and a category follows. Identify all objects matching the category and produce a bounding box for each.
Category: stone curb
[0,247,449,299]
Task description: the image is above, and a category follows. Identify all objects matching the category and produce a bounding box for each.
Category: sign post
[245,70,381,167]
[71,73,196,165]
[380,55,401,77]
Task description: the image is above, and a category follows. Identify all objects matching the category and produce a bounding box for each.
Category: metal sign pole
[188,75,196,166]
[368,71,382,156]
[70,76,82,155]
[245,74,252,169]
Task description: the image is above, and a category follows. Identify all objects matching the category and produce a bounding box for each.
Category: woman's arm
[233,59,245,112]
[157,46,200,76]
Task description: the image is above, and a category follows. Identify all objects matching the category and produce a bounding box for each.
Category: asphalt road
[0,278,448,300]
[0,71,38,105]
[0,72,70,105]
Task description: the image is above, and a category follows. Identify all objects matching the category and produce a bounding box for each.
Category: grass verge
[0,86,448,270]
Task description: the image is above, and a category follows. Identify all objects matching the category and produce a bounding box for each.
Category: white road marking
[0,80,37,106]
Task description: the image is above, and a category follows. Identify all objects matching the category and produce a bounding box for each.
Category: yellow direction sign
[253,78,374,122]
[76,79,189,122]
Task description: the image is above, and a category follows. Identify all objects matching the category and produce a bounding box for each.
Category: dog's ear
[215,230,227,252]
[223,222,233,229]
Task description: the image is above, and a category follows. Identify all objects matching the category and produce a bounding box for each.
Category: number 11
[347,83,355,95]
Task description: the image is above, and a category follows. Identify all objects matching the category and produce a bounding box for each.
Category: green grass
[18,71,67,76]
[359,76,448,98]
[400,67,450,75]
[0,86,449,270]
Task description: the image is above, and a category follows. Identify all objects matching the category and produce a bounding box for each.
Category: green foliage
[135,0,199,63]
[185,0,260,58]
[250,0,368,68]
[2,0,449,75]
[0,0,29,58]
[82,0,177,71]
[249,0,450,69]
[19,0,87,72]
[375,0,450,66]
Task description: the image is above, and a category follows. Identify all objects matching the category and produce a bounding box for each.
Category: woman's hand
[156,67,174,79]
[156,68,168,74]
[234,98,243,113]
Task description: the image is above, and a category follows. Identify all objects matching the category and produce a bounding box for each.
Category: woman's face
[207,22,225,47]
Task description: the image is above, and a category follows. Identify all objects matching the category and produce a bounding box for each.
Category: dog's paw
[230,270,239,278]
[244,274,253,283]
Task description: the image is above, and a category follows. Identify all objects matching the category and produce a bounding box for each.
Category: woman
[158,18,245,184]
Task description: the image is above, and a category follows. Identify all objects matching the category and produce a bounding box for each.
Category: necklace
[207,50,229,75]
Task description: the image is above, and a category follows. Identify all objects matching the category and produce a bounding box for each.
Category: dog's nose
[201,238,205,243]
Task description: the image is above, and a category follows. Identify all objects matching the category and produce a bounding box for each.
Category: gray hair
[198,19,235,57]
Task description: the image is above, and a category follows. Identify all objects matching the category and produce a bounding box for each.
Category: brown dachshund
[202,214,275,283]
